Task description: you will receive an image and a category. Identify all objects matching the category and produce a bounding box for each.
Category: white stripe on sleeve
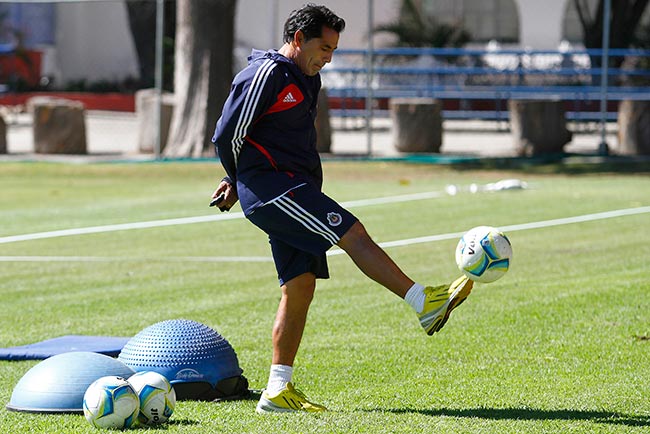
[231,59,277,164]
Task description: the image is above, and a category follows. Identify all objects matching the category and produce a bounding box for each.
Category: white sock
[404,282,426,313]
[266,364,293,395]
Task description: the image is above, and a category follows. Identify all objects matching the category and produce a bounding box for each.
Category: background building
[0,0,648,86]
[0,1,139,87]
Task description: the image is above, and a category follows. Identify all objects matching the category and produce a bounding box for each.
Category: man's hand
[210,180,238,212]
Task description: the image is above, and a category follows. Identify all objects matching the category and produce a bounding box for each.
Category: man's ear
[294,30,305,46]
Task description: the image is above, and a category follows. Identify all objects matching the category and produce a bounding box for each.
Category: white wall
[514,0,570,49]
[46,0,573,84]
[53,0,393,85]
[53,1,139,85]
[236,0,572,51]
[235,0,399,51]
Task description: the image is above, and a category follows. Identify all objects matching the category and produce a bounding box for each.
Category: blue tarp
[0,335,130,360]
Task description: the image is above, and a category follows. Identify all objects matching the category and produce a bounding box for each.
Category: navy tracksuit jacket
[212,49,324,216]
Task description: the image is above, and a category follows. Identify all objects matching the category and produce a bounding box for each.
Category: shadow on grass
[167,418,200,427]
[377,153,650,175]
[365,407,649,427]
[447,155,650,175]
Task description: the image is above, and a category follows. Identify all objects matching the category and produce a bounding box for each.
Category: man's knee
[338,221,373,252]
[282,272,317,302]
[339,221,368,244]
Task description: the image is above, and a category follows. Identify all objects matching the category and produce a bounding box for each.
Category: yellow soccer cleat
[255,382,327,414]
[418,276,473,335]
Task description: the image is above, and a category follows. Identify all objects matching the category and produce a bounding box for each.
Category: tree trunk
[125,0,176,89]
[135,88,175,154]
[31,97,87,154]
[316,88,332,153]
[0,114,6,154]
[164,0,236,158]
[390,98,442,153]
[617,100,650,155]
[509,100,571,156]
[125,1,157,88]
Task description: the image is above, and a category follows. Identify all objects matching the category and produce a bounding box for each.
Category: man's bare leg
[272,272,316,366]
[337,221,413,298]
[337,220,473,335]
[257,273,328,413]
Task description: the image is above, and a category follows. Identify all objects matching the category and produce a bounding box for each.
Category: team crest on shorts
[327,212,342,226]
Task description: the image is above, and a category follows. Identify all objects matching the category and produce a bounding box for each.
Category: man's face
[294,26,339,76]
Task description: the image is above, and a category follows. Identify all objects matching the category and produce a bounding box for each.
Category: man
[211,4,473,414]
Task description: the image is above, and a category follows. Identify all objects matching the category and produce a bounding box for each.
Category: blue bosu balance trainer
[6,351,134,413]
[118,319,248,401]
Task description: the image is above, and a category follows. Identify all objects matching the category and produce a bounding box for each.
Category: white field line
[0,255,273,263]
[0,191,443,245]
[0,213,245,245]
[1,206,648,263]
[326,205,650,256]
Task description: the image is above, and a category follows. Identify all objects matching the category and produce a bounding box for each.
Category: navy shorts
[247,184,358,286]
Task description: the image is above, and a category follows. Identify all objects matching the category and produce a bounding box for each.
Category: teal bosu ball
[7,351,134,413]
[118,319,247,400]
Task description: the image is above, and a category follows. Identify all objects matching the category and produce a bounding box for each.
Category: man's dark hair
[283,4,346,43]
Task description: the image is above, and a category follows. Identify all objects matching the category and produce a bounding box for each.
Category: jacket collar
[248,49,318,97]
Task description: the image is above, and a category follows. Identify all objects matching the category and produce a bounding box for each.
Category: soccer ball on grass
[127,371,176,425]
[83,376,139,429]
[455,226,512,283]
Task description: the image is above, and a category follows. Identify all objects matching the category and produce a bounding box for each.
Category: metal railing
[321,47,650,124]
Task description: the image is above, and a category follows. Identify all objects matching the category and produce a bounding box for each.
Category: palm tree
[573,0,649,84]
[373,0,470,48]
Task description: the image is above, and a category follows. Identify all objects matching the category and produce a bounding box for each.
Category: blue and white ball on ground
[455,226,512,283]
[83,376,139,430]
[127,371,176,425]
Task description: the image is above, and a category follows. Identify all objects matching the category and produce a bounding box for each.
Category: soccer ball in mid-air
[127,371,176,425]
[455,226,512,283]
[83,376,140,429]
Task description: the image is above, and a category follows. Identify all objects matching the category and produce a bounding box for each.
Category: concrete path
[1,110,618,162]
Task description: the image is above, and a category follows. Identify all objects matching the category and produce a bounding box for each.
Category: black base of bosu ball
[173,376,250,401]
[118,319,249,401]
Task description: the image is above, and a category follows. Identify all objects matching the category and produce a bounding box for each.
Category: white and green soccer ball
[127,371,176,425]
[83,376,140,429]
[455,226,512,283]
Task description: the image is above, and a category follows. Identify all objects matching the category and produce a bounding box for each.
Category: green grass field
[0,160,648,433]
